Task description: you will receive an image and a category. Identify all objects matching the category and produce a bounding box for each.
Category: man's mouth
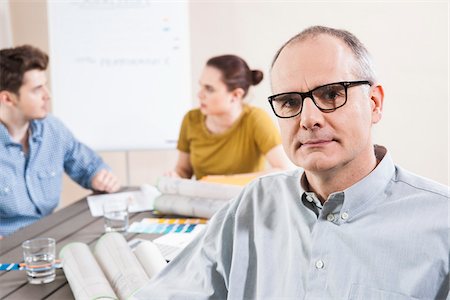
[299,138,336,148]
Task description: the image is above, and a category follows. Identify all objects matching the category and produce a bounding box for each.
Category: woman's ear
[370,84,384,124]
[231,88,245,102]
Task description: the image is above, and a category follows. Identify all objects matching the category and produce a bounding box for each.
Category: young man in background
[0,45,120,237]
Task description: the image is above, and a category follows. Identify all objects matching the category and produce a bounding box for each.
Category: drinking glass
[103,200,129,232]
[22,237,56,284]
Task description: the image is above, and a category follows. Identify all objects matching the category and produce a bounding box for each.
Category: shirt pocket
[37,169,63,203]
[348,284,421,300]
[0,176,18,217]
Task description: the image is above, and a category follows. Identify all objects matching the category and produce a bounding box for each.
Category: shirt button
[327,214,335,222]
[4,187,9,193]
[315,260,324,269]
[306,195,314,202]
[341,212,349,220]
[50,171,56,177]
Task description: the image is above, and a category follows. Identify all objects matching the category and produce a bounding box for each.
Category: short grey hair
[271,25,377,83]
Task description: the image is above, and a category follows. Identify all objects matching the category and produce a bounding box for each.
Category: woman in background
[167,54,290,180]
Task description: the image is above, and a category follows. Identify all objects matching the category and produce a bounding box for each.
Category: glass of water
[103,199,129,232]
[22,237,56,284]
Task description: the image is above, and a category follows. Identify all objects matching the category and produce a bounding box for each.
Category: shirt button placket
[315,259,324,269]
[341,212,349,221]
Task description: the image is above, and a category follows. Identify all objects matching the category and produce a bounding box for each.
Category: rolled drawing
[154,194,228,219]
[134,241,167,278]
[60,242,117,300]
[156,177,242,200]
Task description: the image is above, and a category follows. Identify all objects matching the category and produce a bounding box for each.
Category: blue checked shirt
[0,115,108,236]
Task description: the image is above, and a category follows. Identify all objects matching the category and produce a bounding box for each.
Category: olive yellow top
[177,105,281,179]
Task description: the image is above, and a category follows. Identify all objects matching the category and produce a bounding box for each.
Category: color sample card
[141,218,207,225]
[128,218,207,234]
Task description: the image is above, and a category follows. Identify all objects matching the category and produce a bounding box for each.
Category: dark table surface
[0,190,161,300]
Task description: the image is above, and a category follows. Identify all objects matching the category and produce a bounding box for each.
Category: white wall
[6,1,449,193]
[190,1,449,185]
[0,0,13,48]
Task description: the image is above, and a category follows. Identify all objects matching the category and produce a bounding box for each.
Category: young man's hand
[91,169,121,193]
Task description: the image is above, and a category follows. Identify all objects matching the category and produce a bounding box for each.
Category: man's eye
[316,86,345,101]
[323,91,339,100]
[32,87,43,94]
[276,95,301,108]
[281,98,299,108]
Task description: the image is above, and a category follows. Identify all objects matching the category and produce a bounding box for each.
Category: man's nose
[299,97,324,129]
[43,85,51,100]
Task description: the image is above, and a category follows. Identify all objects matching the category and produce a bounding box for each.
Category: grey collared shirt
[133,146,449,300]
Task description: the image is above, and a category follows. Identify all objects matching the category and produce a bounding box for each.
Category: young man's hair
[0,45,49,94]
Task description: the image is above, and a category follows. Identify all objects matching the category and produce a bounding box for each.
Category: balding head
[271,26,376,85]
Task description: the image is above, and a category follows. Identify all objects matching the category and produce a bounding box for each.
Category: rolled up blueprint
[94,232,150,300]
[154,194,229,219]
[156,177,242,200]
[134,240,167,278]
[59,242,117,300]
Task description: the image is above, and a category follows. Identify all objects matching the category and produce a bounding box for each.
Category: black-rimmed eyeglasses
[268,80,372,118]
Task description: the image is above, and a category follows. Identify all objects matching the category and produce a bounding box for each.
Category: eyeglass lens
[271,83,347,117]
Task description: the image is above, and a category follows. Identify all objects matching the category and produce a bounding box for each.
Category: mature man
[133,26,449,299]
[0,45,120,237]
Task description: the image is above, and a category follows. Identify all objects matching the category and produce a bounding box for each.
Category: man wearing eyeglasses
[132,26,449,299]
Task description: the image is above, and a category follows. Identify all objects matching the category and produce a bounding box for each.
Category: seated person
[166,54,291,180]
[132,26,449,299]
[0,45,120,237]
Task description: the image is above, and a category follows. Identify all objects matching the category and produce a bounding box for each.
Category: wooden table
[0,191,160,300]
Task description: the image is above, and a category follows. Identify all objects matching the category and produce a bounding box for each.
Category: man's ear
[0,90,18,106]
[370,84,384,124]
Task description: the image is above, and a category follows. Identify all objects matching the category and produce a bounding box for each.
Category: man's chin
[34,113,49,120]
[293,152,337,172]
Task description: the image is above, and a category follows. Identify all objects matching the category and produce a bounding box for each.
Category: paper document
[128,224,206,261]
[87,185,160,217]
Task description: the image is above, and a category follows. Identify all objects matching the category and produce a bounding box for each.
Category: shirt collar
[340,145,395,217]
[299,145,395,217]
[299,170,323,216]
[29,119,44,142]
[0,119,44,146]
[0,122,14,145]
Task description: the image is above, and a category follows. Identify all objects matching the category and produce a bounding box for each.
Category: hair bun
[251,70,263,85]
